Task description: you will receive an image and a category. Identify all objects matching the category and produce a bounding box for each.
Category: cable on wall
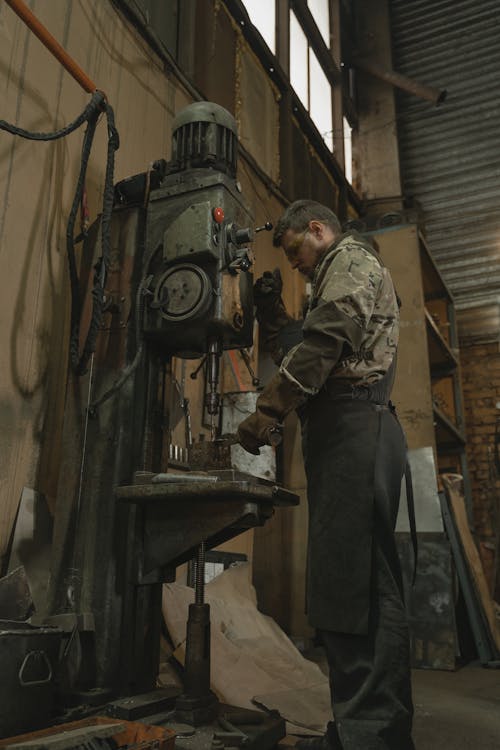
[1,1,120,375]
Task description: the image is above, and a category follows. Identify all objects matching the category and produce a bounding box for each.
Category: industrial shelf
[425,308,459,376]
[433,404,466,451]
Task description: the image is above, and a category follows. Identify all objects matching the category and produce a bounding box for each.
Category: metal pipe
[4,0,100,95]
[353,55,447,106]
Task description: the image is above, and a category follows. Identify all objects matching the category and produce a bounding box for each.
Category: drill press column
[176,541,218,725]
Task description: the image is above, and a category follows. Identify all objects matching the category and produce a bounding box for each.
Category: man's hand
[237,415,283,455]
[253,268,285,323]
[237,413,268,455]
[236,372,305,455]
[254,268,283,301]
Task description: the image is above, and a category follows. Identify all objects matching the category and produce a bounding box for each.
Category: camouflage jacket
[280,231,399,396]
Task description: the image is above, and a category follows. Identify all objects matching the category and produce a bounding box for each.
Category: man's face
[281,221,336,279]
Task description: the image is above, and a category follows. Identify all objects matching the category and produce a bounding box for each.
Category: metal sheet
[222,392,277,481]
[396,446,443,533]
[396,532,457,670]
[390,0,500,327]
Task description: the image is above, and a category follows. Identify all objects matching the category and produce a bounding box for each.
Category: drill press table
[115,471,299,579]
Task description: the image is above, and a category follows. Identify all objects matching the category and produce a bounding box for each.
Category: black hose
[66,113,100,372]
[74,101,120,375]
[0,90,119,376]
[88,271,148,415]
[0,90,105,140]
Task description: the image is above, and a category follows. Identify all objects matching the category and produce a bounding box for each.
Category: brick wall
[460,340,500,596]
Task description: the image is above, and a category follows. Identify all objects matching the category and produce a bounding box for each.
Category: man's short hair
[273,200,342,247]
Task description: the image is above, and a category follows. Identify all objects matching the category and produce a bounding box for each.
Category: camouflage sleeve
[279,246,383,395]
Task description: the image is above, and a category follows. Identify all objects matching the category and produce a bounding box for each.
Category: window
[307,0,330,46]
[343,116,353,184]
[241,0,276,53]
[310,53,333,151]
[127,0,180,58]
[290,10,333,151]
[290,11,308,105]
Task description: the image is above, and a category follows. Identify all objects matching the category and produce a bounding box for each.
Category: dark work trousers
[303,398,415,750]
[320,540,415,750]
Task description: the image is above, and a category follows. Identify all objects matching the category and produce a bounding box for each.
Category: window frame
[236,0,358,192]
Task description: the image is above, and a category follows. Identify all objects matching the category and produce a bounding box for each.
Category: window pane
[343,117,353,183]
[307,0,330,46]
[290,11,309,108]
[310,52,333,150]
[242,0,276,53]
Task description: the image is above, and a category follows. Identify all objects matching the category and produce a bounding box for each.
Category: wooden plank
[441,473,500,655]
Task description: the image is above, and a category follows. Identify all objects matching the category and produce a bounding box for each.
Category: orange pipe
[5,0,100,95]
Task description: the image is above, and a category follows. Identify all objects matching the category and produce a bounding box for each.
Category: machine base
[166,703,286,749]
[175,689,219,726]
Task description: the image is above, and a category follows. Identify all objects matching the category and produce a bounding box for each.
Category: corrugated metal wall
[390,0,500,321]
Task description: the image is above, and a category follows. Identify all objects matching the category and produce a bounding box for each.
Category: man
[237,200,415,750]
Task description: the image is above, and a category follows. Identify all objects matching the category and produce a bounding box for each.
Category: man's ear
[308,220,324,238]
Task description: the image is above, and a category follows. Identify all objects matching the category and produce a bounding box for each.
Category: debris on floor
[163,563,330,737]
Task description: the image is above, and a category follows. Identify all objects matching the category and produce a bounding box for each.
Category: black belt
[323,382,388,402]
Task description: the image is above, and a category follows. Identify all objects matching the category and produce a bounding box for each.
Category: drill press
[46,102,297,748]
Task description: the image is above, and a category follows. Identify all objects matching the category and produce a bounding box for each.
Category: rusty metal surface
[143,498,266,574]
[118,478,298,575]
[115,480,299,507]
[189,440,233,471]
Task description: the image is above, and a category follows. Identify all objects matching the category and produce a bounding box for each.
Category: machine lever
[255,222,273,233]
[239,348,259,386]
[190,356,207,380]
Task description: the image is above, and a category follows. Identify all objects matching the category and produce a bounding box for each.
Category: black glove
[237,372,305,455]
[253,268,285,324]
[254,268,283,299]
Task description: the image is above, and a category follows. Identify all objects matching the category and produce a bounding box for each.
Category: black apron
[302,380,407,635]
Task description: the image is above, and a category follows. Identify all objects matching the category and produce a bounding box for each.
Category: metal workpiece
[189,439,233,471]
[151,472,218,484]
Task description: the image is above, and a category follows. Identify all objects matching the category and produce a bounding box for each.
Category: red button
[213,207,225,223]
